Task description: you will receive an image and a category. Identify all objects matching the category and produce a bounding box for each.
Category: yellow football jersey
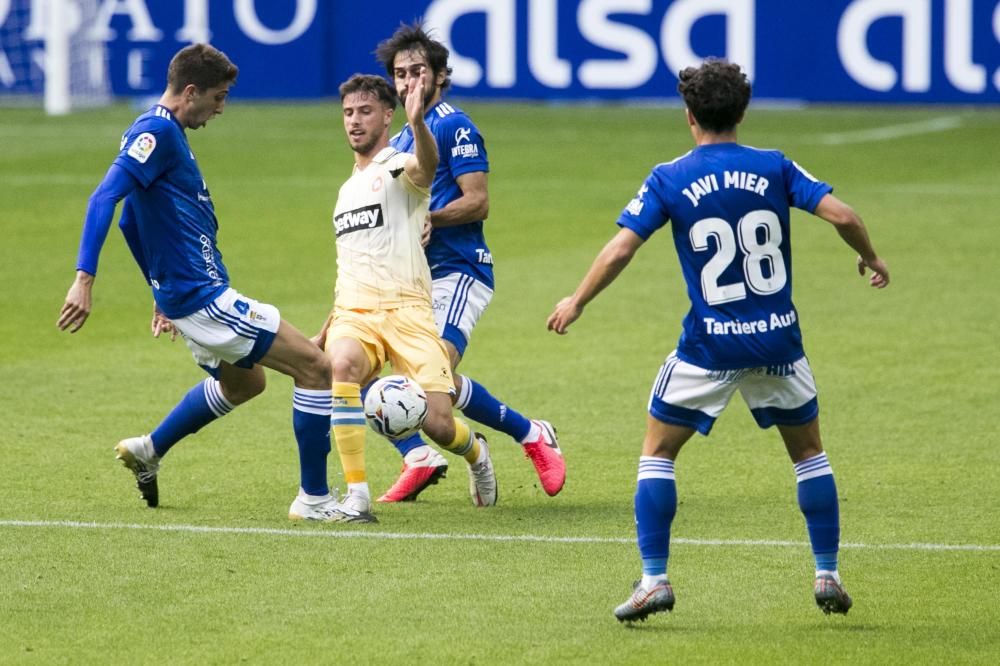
[332,147,432,310]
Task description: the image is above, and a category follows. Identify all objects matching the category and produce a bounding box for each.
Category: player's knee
[421,409,455,445]
[330,353,367,384]
[221,372,266,405]
[296,349,332,389]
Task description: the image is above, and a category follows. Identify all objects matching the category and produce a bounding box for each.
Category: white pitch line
[1,520,998,552]
[819,116,963,145]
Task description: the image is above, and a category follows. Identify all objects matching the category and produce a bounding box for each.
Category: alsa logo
[334,203,384,236]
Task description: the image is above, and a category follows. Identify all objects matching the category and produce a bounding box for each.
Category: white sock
[299,490,333,504]
[641,573,668,589]
[816,569,841,583]
[519,422,541,445]
[348,482,371,500]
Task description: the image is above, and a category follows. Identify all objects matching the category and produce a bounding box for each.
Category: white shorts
[431,273,494,356]
[648,351,819,435]
[172,287,281,373]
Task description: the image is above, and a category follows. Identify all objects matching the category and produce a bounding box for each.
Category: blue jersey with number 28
[617,143,833,370]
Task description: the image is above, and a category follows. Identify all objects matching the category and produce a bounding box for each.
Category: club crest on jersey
[334,203,384,236]
[127,133,156,163]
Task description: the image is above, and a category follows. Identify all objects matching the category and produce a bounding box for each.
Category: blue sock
[359,380,429,458]
[635,456,677,576]
[455,375,531,442]
[151,379,234,457]
[293,388,332,496]
[794,452,840,573]
[391,432,426,457]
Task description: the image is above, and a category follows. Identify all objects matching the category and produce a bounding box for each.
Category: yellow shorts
[326,305,455,395]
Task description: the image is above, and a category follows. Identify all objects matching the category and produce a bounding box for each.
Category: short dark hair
[374,21,452,94]
[338,74,398,109]
[167,43,238,93]
[677,59,751,133]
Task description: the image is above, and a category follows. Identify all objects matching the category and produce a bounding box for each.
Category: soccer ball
[364,375,428,439]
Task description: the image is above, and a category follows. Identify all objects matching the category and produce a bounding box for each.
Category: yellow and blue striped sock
[332,382,368,497]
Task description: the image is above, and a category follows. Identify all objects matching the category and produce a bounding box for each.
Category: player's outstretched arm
[57,165,140,333]
[402,70,438,188]
[547,227,645,334]
[814,194,889,288]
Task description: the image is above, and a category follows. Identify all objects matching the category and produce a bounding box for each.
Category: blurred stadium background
[2,0,999,109]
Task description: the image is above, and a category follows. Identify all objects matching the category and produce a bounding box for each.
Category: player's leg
[421,390,496,507]
[777,418,852,614]
[256,318,338,521]
[614,416,694,623]
[742,357,851,614]
[441,273,565,494]
[615,353,733,622]
[449,343,565,497]
[114,288,275,508]
[320,327,380,523]
[387,305,497,507]
[370,372,449,503]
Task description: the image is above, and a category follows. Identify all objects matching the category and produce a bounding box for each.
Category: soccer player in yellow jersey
[314,73,497,522]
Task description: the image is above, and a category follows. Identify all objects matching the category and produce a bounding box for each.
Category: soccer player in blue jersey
[548,59,889,621]
[371,23,566,504]
[57,44,339,521]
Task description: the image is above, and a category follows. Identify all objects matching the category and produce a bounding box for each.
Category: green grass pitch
[1,101,998,664]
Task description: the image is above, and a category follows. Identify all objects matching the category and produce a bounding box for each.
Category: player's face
[185,83,230,130]
[392,49,444,110]
[342,92,393,156]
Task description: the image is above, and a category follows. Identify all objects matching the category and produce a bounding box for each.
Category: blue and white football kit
[619,143,843,595]
[387,101,537,450]
[75,105,331,498]
[391,100,494,354]
[617,144,833,433]
[80,104,278,372]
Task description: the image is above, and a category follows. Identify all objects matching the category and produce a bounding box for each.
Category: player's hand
[151,304,177,340]
[857,255,890,288]
[403,67,426,126]
[57,271,94,333]
[420,213,432,247]
[547,297,583,335]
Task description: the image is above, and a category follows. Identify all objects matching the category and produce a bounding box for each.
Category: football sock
[332,382,367,489]
[347,481,371,500]
[635,456,677,578]
[150,378,234,457]
[794,452,840,574]
[292,387,333,497]
[455,375,532,443]
[390,432,426,457]
[438,417,481,464]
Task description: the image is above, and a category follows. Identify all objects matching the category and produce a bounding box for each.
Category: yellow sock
[438,417,481,464]
[332,382,366,484]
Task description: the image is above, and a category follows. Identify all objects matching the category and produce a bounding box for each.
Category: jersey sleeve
[389,151,430,199]
[782,157,833,213]
[616,170,670,240]
[75,163,139,275]
[112,118,178,189]
[438,114,489,179]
